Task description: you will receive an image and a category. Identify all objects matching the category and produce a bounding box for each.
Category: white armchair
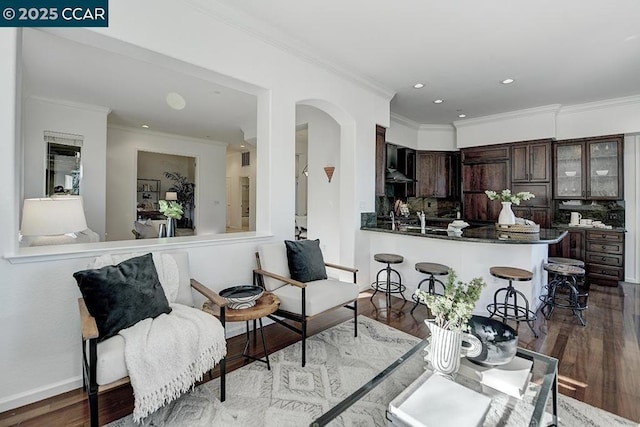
[77,251,227,426]
[253,241,359,366]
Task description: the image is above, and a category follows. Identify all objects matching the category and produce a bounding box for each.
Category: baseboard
[0,377,83,413]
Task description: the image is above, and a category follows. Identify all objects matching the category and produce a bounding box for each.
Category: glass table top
[311,339,558,427]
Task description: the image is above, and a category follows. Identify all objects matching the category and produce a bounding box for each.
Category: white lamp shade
[165,191,178,201]
[21,197,88,236]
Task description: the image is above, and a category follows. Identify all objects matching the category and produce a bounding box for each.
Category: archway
[295,100,357,267]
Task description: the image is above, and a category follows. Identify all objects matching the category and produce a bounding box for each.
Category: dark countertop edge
[552,224,626,232]
[361,226,567,245]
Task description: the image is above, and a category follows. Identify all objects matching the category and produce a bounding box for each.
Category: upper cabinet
[416,151,460,199]
[511,140,551,183]
[554,135,623,200]
[461,145,510,221]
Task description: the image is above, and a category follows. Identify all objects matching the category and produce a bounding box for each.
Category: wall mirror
[19,28,259,245]
[45,132,83,196]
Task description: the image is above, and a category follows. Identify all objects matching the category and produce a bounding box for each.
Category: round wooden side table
[203,292,280,370]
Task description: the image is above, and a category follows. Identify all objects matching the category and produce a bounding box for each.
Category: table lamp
[20,197,88,246]
[165,191,178,201]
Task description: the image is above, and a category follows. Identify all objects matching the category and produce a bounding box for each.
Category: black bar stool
[370,253,406,314]
[540,263,587,326]
[411,262,449,314]
[548,257,589,305]
[486,266,538,337]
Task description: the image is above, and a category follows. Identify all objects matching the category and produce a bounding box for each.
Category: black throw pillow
[74,253,172,341]
[285,239,328,282]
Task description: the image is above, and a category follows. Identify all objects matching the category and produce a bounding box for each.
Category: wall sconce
[165,191,178,201]
[324,166,335,183]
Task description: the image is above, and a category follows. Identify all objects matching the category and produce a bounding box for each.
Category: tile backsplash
[553,200,625,227]
[376,196,460,218]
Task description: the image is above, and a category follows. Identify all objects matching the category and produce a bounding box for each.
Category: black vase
[166,218,176,237]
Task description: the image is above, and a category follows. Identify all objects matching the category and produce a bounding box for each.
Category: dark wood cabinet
[554,135,623,200]
[548,229,585,261]
[398,147,416,197]
[461,155,509,221]
[584,230,625,287]
[511,206,552,228]
[416,151,459,198]
[511,139,551,183]
[375,125,386,196]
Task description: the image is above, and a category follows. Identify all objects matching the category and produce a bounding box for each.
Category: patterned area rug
[108,316,638,427]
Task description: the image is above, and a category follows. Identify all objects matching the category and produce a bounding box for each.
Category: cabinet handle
[601,245,606,250]
[602,257,607,262]
[601,234,606,239]
[582,190,585,196]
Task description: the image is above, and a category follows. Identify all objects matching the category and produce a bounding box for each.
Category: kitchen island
[361,223,567,318]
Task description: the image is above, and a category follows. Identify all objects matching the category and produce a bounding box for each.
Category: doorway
[241,176,250,230]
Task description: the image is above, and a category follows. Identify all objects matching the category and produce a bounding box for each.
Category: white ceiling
[216,0,640,125]
[21,1,640,146]
[21,29,258,147]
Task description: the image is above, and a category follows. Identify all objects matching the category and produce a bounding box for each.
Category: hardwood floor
[1,283,638,426]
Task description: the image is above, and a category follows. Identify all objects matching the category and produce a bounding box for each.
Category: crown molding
[453,104,561,128]
[418,123,455,132]
[107,124,228,147]
[181,0,396,101]
[559,94,640,114]
[28,95,111,114]
[390,112,421,130]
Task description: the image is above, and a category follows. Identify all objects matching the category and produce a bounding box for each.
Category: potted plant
[415,269,487,375]
[164,171,195,228]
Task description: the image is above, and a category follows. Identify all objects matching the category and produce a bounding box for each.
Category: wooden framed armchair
[78,252,228,427]
[253,242,359,367]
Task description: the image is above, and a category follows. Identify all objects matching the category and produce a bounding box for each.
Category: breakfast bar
[361,223,567,316]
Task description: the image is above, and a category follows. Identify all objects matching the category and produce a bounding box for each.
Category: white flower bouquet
[485,189,535,205]
[415,269,486,332]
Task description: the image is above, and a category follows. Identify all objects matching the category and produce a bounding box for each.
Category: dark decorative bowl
[219,285,264,309]
[466,315,518,366]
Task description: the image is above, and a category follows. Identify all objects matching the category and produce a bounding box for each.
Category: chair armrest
[253,268,306,288]
[324,262,358,274]
[190,279,228,307]
[78,298,99,340]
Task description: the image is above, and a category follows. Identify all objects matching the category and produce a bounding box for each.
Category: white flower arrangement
[415,269,486,332]
[485,189,535,205]
[159,200,184,219]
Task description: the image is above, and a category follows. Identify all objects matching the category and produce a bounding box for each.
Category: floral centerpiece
[415,269,486,375]
[485,189,535,224]
[415,269,486,332]
[159,200,183,237]
[159,200,183,219]
[484,189,535,205]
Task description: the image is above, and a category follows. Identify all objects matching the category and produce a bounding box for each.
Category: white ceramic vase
[498,201,516,225]
[424,321,482,376]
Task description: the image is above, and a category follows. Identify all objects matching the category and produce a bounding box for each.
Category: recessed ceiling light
[433,99,444,104]
[458,114,467,118]
[141,124,150,129]
[501,78,515,85]
[413,83,425,89]
[240,145,245,148]
[166,92,186,110]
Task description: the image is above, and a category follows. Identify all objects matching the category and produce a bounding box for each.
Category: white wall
[297,105,341,263]
[22,97,109,238]
[417,124,456,151]
[226,148,257,230]
[106,126,227,241]
[624,135,639,283]
[1,3,390,411]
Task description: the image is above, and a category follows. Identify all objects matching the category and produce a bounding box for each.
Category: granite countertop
[361,223,567,245]
[552,223,626,232]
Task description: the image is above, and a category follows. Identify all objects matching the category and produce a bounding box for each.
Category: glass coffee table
[311,339,558,427]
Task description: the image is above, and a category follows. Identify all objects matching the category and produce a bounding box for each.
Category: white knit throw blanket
[119,304,226,423]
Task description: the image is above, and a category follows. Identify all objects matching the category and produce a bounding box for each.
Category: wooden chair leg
[353,300,358,337]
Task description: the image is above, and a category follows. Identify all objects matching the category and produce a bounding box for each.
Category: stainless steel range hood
[385,167,413,183]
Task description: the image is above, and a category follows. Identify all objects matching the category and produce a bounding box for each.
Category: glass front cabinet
[554,135,623,200]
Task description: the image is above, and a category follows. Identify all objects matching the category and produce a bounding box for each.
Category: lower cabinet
[584,230,625,287]
[548,229,625,287]
[548,229,585,261]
